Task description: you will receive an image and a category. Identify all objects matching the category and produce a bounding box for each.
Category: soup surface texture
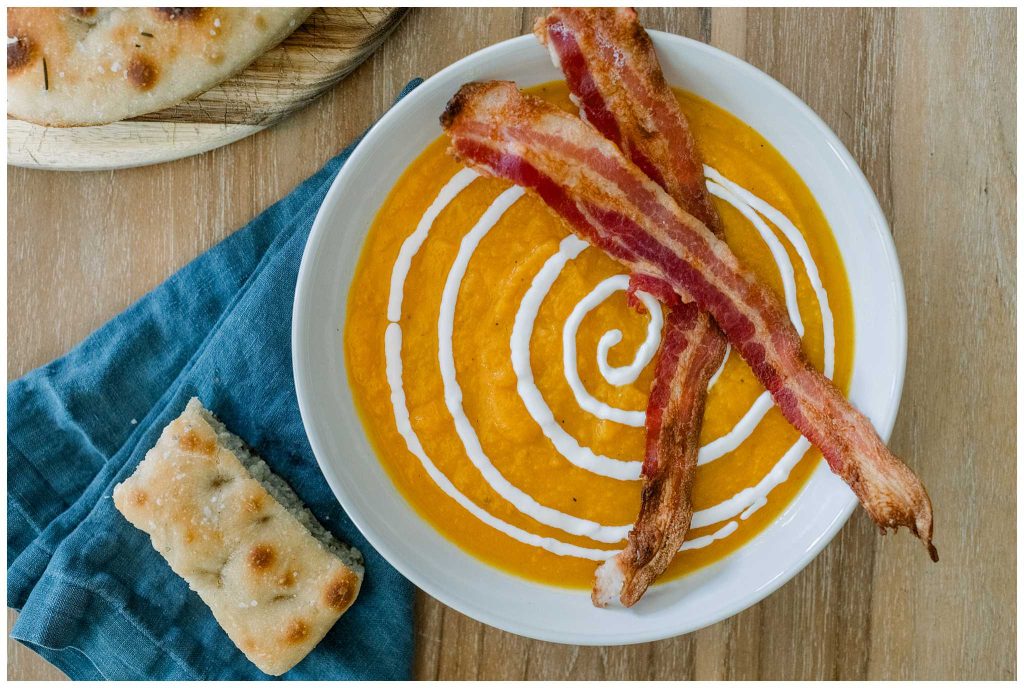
[344,82,854,588]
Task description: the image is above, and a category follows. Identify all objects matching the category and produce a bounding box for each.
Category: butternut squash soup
[344,82,854,589]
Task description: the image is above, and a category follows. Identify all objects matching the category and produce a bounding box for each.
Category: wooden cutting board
[7,7,407,171]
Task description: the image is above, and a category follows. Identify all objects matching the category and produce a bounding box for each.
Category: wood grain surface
[6,7,1015,681]
[7,7,406,171]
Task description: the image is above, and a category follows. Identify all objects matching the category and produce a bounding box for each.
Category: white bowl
[293,32,906,645]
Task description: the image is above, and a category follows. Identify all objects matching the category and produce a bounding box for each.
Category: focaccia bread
[7,7,313,126]
[113,398,362,676]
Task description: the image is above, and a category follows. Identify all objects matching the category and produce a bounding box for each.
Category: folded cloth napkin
[7,80,422,680]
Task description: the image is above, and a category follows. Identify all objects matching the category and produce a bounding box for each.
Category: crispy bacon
[440,80,937,562]
[535,7,731,606]
[598,298,726,607]
[536,8,721,233]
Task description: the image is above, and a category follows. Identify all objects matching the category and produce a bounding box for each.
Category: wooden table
[8,8,1015,681]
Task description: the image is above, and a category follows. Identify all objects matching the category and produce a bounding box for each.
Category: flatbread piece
[8,7,313,126]
[114,398,362,676]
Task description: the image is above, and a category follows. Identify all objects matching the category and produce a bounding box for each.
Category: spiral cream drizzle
[382,165,835,560]
[563,274,661,427]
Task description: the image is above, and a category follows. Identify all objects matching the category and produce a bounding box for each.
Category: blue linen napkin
[7,79,422,680]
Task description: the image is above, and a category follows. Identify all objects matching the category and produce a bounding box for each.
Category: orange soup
[344,82,854,588]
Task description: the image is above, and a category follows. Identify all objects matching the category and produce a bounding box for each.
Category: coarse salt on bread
[113,398,362,676]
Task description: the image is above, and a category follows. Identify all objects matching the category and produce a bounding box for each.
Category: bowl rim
[293,31,907,645]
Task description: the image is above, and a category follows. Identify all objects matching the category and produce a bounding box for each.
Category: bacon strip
[535,7,730,606]
[536,8,721,233]
[440,80,937,562]
[597,290,726,607]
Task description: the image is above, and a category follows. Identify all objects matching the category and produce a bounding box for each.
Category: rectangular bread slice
[113,397,363,676]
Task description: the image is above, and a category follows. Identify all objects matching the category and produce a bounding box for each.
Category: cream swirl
[563,275,662,427]
[512,235,644,480]
[382,165,835,559]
